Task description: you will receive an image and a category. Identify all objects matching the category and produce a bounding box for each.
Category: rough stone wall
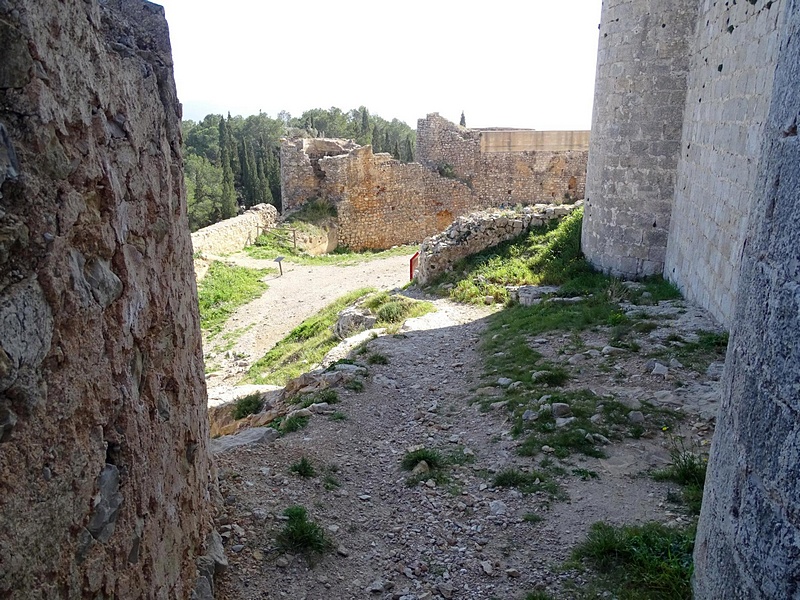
[581,0,698,278]
[191,203,278,255]
[693,4,800,595]
[416,204,579,285]
[279,138,359,212]
[416,113,589,205]
[664,0,785,324]
[0,1,213,597]
[320,146,477,250]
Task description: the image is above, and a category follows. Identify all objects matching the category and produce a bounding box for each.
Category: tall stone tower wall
[581,0,698,278]
[664,0,785,323]
[0,1,214,597]
[693,4,800,596]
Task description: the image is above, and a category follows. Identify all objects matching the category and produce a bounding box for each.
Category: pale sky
[156,1,603,131]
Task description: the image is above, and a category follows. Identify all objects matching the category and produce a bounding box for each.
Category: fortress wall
[664,0,785,325]
[191,203,278,255]
[321,147,478,251]
[693,4,800,595]
[416,114,588,205]
[581,0,698,278]
[0,0,214,597]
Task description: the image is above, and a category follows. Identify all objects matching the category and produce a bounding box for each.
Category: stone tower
[581,0,698,278]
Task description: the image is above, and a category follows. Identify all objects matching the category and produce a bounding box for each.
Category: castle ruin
[279,115,589,250]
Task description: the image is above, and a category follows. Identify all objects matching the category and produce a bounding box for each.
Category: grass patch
[430,209,604,304]
[344,378,364,392]
[523,513,545,524]
[366,292,436,332]
[231,392,263,420]
[573,468,599,481]
[652,439,707,515]
[275,505,332,560]
[401,448,444,471]
[367,352,389,365]
[570,521,695,599]
[281,415,309,433]
[197,262,272,338]
[667,330,729,373]
[289,457,316,478]
[493,467,564,498]
[246,288,375,385]
[293,389,339,408]
[329,411,347,421]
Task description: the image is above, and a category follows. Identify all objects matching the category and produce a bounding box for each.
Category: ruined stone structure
[279,116,589,251]
[0,1,215,597]
[416,113,590,205]
[582,0,800,596]
[416,203,578,285]
[191,203,278,256]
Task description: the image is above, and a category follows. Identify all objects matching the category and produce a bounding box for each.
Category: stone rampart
[191,203,278,255]
[416,114,589,204]
[416,203,579,285]
[280,138,359,212]
[0,0,214,597]
[664,0,785,324]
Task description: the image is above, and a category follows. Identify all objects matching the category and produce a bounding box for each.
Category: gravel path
[210,293,722,599]
[204,252,413,395]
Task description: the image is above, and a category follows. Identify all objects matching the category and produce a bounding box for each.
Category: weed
[275,506,332,560]
[570,521,694,599]
[197,262,272,337]
[323,474,341,490]
[365,292,436,331]
[231,393,263,420]
[294,389,339,408]
[492,467,564,498]
[653,439,707,515]
[669,330,729,373]
[401,448,444,471]
[344,378,364,392]
[525,592,556,600]
[367,353,389,365]
[282,415,309,433]
[523,513,545,524]
[572,468,599,480]
[290,457,316,478]
[329,411,347,421]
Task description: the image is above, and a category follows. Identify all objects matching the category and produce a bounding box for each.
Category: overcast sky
[156,0,603,131]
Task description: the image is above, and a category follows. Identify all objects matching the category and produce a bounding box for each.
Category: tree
[185,155,227,231]
[218,118,238,217]
[460,111,466,127]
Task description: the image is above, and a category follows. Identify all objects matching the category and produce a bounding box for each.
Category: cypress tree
[218,118,237,218]
[460,111,466,127]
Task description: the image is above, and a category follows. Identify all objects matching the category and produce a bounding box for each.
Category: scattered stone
[438,582,455,599]
[497,377,513,387]
[531,371,551,382]
[669,358,684,369]
[336,545,350,557]
[489,500,507,516]
[231,544,244,553]
[555,417,577,428]
[551,403,572,418]
[651,362,669,377]
[602,345,626,355]
[522,410,538,422]
[358,494,372,501]
[706,361,725,380]
[480,560,494,575]
[542,445,555,453]
[538,394,552,405]
[276,556,289,568]
[568,353,587,364]
[333,307,377,340]
[489,401,508,410]
[368,580,385,593]
[508,381,524,391]
[590,413,603,424]
[505,568,521,578]
[628,411,645,424]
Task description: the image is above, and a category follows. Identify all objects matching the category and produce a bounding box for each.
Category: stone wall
[0,1,214,597]
[416,204,579,285]
[693,4,800,596]
[321,146,477,251]
[416,113,589,204]
[581,0,698,279]
[664,0,785,324]
[191,203,278,255]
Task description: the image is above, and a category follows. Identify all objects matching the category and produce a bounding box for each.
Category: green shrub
[289,457,316,478]
[231,393,263,420]
[401,448,444,471]
[275,506,331,558]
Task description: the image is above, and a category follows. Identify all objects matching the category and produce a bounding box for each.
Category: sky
[156,0,603,131]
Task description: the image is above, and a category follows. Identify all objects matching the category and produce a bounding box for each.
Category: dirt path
[203,252,413,395]
[210,290,723,599]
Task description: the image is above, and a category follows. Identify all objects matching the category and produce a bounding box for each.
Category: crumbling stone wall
[581,0,698,279]
[280,138,359,212]
[664,0,785,324]
[416,203,578,285]
[0,1,213,597]
[416,113,589,204]
[321,146,476,250]
[693,5,800,595]
[191,203,278,255]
